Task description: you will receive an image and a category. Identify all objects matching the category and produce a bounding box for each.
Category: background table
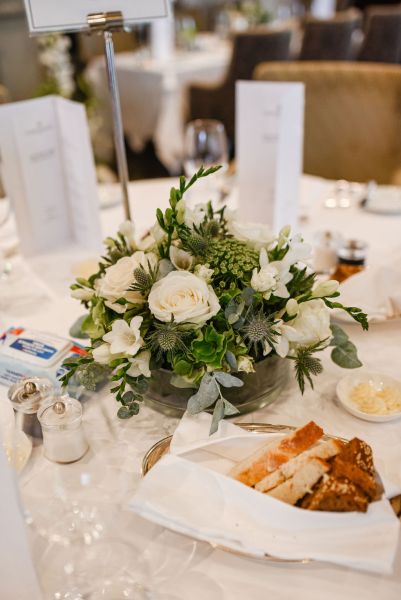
[2,175,401,599]
[86,36,230,174]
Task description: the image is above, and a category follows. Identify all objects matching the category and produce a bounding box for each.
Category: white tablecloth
[3,175,401,599]
[87,38,230,174]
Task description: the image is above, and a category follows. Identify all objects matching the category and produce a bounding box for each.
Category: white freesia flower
[148,271,220,324]
[237,355,255,373]
[262,320,300,358]
[127,350,151,378]
[288,299,332,347]
[169,246,194,271]
[92,343,113,365]
[227,220,276,250]
[283,234,312,266]
[151,222,167,244]
[71,288,94,301]
[183,203,207,227]
[251,248,292,300]
[95,252,158,312]
[118,220,136,249]
[286,298,299,316]
[103,316,143,356]
[312,280,339,298]
[194,264,214,283]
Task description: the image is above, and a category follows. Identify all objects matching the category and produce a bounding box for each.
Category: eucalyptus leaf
[329,324,349,347]
[214,371,244,388]
[187,373,219,414]
[331,342,362,369]
[223,398,240,416]
[210,398,225,435]
[121,391,135,406]
[69,315,89,339]
[241,287,255,306]
[225,351,238,371]
[117,406,132,419]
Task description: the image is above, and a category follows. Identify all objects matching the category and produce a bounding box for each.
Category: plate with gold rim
[141,422,349,565]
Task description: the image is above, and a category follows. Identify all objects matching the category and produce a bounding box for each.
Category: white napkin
[338,260,401,322]
[130,413,400,574]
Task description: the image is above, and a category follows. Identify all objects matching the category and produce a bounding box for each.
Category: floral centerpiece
[62,167,367,433]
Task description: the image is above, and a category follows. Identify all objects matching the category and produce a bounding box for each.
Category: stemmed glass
[183,119,229,204]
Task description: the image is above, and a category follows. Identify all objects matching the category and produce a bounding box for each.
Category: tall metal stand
[87,12,131,221]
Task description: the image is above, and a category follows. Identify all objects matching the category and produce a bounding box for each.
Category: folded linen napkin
[338,261,401,322]
[130,413,400,574]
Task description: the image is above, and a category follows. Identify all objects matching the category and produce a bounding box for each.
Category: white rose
[95,251,158,311]
[71,288,94,301]
[237,355,255,373]
[126,350,151,378]
[289,299,331,347]
[148,271,220,325]
[227,220,276,250]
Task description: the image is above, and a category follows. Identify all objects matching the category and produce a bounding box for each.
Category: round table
[3,175,401,599]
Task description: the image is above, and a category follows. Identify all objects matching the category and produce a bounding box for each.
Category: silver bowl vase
[145,355,290,418]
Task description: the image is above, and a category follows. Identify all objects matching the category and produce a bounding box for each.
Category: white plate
[362,187,401,215]
[336,371,401,422]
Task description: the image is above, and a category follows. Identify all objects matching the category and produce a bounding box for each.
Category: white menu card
[24,0,169,33]
[0,438,42,599]
[236,81,304,231]
[0,96,102,257]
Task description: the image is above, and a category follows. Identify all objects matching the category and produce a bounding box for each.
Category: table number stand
[87,11,131,220]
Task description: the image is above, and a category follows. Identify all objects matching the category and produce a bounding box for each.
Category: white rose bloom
[126,350,151,378]
[96,252,158,311]
[169,246,194,271]
[103,316,144,356]
[237,355,255,373]
[289,299,332,347]
[227,220,276,250]
[71,288,94,301]
[92,343,113,365]
[194,264,214,283]
[148,271,220,324]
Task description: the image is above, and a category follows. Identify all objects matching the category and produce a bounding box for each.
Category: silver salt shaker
[38,396,88,463]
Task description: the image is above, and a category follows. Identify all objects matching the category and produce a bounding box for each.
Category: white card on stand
[24,0,169,33]
[236,81,304,231]
[0,96,102,256]
[0,437,42,599]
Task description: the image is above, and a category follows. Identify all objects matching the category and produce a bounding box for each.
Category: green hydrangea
[191,325,228,369]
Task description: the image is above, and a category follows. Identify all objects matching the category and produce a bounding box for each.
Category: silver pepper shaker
[38,396,88,463]
[8,377,54,443]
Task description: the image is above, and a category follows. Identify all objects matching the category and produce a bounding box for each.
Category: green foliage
[323,298,369,330]
[206,239,259,287]
[329,324,362,369]
[191,325,228,369]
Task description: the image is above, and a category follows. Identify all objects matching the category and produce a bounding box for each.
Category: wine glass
[183,119,229,204]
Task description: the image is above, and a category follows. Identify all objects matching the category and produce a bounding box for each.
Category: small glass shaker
[332,239,367,283]
[38,396,88,463]
[8,377,54,443]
